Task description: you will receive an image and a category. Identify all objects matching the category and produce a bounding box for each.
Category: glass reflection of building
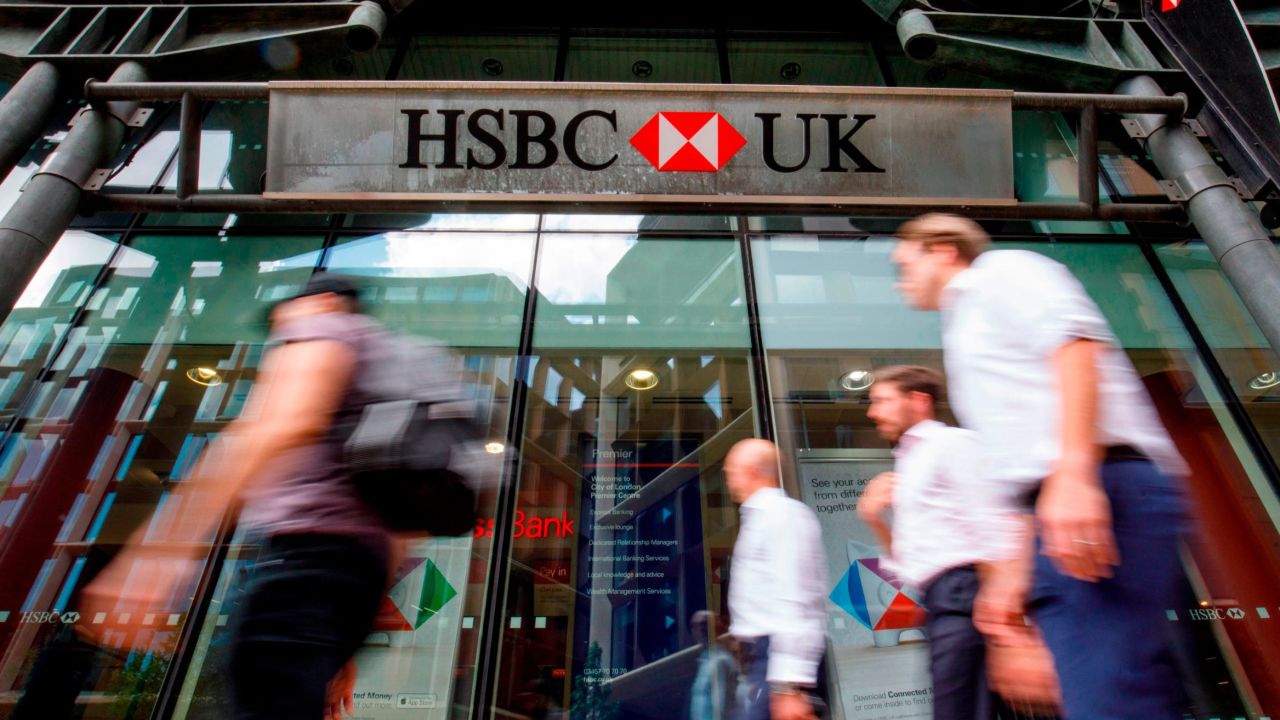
[1,11,1280,720]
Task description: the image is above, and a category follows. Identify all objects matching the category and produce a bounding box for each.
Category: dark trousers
[230,533,387,720]
[923,565,995,720]
[1028,459,1187,720]
[733,637,827,720]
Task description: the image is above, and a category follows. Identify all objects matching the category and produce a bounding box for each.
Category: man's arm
[857,472,895,556]
[766,504,826,720]
[1037,338,1117,582]
[180,338,357,527]
[79,339,356,625]
[764,517,826,685]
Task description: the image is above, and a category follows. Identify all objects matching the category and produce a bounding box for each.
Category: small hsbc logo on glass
[1188,607,1246,620]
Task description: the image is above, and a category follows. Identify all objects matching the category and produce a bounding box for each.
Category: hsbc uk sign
[266,82,1014,206]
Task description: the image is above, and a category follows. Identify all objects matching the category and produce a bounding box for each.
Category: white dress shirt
[882,419,1025,589]
[941,250,1186,498]
[729,487,828,685]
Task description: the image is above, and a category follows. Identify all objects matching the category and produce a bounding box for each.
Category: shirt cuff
[765,652,821,685]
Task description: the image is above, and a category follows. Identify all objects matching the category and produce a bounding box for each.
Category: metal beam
[0,62,59,185]
[176,91,200,200]
[896,10,1183,93]
[1118,75,1280,359]
[86,192,1183,221]
[0,2,387,82]
[85,80,267,101]
[83,82,1188,114]
[0,61,145,323]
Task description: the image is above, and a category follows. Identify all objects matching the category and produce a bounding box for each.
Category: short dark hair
[293,272,362,313]
[874,365,944,406]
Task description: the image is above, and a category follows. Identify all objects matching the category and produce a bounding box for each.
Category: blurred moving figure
[689,611,738,720]
[860,365,1052,719]
[81,273,398,720]
[891,214,1189,719]
[725,439,827,720]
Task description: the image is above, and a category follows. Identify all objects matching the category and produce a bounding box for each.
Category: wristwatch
[769,682,809,696]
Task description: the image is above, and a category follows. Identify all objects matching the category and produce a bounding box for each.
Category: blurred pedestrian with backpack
[81,273,485,720]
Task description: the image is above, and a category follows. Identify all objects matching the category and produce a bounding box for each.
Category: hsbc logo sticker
[1161,0,1180,10]
[629,112,746,172]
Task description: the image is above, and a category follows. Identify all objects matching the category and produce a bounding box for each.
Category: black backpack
[340,330,495,535]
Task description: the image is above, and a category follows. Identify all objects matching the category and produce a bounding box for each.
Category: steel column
[1077,104,1099,214]
[0,62,61,186]
[1119,74,1280,359]
[177,92,201,201]
[0,62,146,322]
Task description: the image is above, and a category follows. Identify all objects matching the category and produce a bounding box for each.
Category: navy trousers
[923,565,996,720]
[733,637,827,720]
[1028,458,1188,720]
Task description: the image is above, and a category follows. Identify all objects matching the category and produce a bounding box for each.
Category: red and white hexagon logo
[629,111,747,172]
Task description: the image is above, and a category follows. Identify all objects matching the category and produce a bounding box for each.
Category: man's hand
[771,690,817,720]
[1037,461,1118,582]
[325,658,358,720]
[987,631,1061,717]
[857,472,895,524]
[972,562,1029,646]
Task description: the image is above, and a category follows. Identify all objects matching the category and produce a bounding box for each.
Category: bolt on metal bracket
[82,169,112,191]
[126,107,153,128]
[69,105,152,128]
[1157,167,1250,202]
[1122,117,1206,140]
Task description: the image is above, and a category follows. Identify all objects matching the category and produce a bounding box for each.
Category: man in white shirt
[859,365,1032,720]
[890,213,1189,720]
[725,438,828,720]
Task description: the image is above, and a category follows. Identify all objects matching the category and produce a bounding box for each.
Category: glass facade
[2,215,1279,720]
[0,21,1279,720]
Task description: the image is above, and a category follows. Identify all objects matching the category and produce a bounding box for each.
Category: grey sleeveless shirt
[238,311,391,558]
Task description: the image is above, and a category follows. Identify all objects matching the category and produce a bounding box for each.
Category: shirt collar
[741,486,784,510]
[894,419,946,459]
[939,253,989,312]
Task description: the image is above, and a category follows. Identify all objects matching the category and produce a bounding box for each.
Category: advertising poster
[795,450,932,720]
[350,535,471,718]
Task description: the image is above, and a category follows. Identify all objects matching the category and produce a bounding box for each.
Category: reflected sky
[535,235,638,305]
[14,232,117,309]
[328,232,536,289]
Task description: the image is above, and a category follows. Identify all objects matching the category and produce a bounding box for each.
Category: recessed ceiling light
[1249,371,1280,390]
[186,367,223,387]
[484,442,505,455]
[839,370,874,392]
[625,368,659,391]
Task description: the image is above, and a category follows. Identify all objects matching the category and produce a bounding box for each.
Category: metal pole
[0,62,147,323]
[0,62,60,186]
[177,92,202,201]
[1118,75,1280,359]
[85,192,1185,221]
[1077,104,1099,215]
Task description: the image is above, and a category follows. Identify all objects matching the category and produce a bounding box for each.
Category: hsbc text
[399,109,885,174]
